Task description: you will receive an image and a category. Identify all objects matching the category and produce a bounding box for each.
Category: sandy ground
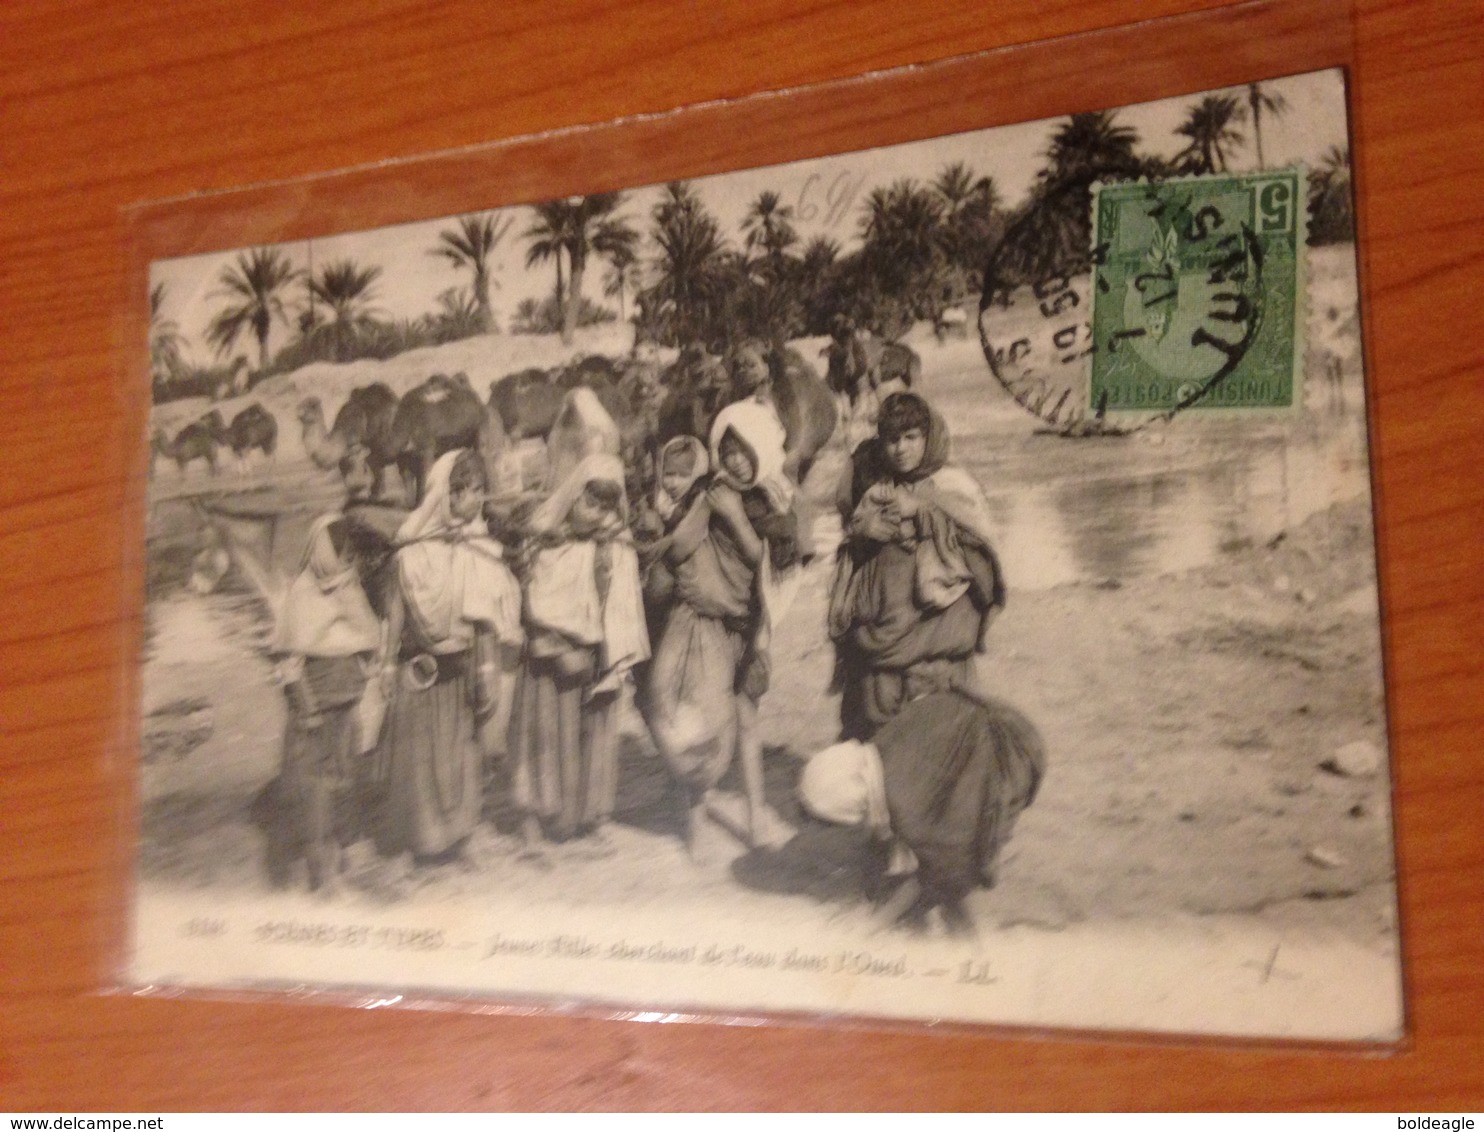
[133,247,1400,1035]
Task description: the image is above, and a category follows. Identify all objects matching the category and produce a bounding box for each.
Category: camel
[297,382,399,494]
[490,360,659,500]
[384,372,488,505]
[226,403,278,474]
[823,319,921,420]
[151,410,225,476]
[654,345,733,450]
[489,368,565,443]
[766,344,837,486]
[655,343,835,485]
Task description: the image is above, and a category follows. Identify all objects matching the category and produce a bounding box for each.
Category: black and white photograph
[130,66,1400,1041]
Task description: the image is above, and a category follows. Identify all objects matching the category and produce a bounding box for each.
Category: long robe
[646,403,797,791]
[829,395,1004,739]
[874,690,1045,906]
[510,454,648,837]
[268,515,380,883]
[380,451,522,857]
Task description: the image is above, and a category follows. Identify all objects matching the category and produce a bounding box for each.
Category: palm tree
[148,281,185,388]
[1043,111,1142,183]
[641,182,731,347]
[561,194,634,345]
[932,162,983,217]
[1174,94,1248,175]
[428,286,484,342]
[523,194,636,344]
[306,259,383,360]
[205,246,299,371]
[859,179,944,287]
[932,162,1002,277]
[1246,82,1289,170]
[601,241,642,323]
[741,190,799,270]
[590,204,640,328]
[854,179,947,335]
[308,259,382,326]
[991,112,1147,292]
[431,213,512,334]
[1309,146,1354,244]
[523,199,575,329]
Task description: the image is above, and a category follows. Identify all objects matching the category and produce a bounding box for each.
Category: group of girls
[800,389,1044,934]
[267,368,801,890]
[265,361,1043,931]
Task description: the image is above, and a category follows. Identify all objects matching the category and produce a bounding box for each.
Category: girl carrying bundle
[510,452,649,845]
[379,449,523,863]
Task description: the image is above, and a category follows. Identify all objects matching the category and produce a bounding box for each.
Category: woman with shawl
[829,391,1006,741]
[798,681,1045,934]
[379,449,523,862]
[646,399,799,853]
[269,514,383,890]
[510,452,649,845]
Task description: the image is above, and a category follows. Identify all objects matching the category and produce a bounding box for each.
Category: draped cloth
[381,450,521,858]
[874,690,1045,906]
[544,386,623,494]
[799,691,1045,907]
[523,452,648,689]
[645,400,798,789]
[272,514,382,659]
[510,453,649,836]
[829,395,1005,740]
[653,435,709,524]
[394,450,522,652]
[709,399,794,517]
[798,739,890,837]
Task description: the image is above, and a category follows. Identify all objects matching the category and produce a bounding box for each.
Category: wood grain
[2,0,1481,1110]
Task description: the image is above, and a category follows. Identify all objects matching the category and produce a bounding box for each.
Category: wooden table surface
[3,0,1481,1111]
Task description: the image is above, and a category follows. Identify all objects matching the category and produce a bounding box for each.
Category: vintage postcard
[129,64,1400,1041]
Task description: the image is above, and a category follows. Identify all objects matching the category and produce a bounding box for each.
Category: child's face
[718,433,756,485]
[885,427,927,476]
[569,483,613,535]
[450,479,485,522]
[660,468,691,502]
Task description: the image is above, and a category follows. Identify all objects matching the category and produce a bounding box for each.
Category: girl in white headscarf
[379,449,522,862]
[269,514,382,891]
[645,399,801,856]
[509,452,649,845]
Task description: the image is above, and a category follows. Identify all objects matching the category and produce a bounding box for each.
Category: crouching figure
[798,679,1045,935]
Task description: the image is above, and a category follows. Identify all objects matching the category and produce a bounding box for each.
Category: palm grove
[151,88,1354,402]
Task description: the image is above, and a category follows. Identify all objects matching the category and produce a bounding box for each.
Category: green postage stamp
[1090,169,1305,413]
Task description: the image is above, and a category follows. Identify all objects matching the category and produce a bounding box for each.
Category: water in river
[147,401,1373,602]
[956,414,1372,591]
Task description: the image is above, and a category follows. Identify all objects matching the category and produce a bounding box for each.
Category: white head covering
[709,398,793,515]
[654,435,708,522]
[394,450,521,649]
[543,386,622,494]
[524,453,649,681]
[798,739,890,839]
[273,514,381,657]
[527,451,629,538]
